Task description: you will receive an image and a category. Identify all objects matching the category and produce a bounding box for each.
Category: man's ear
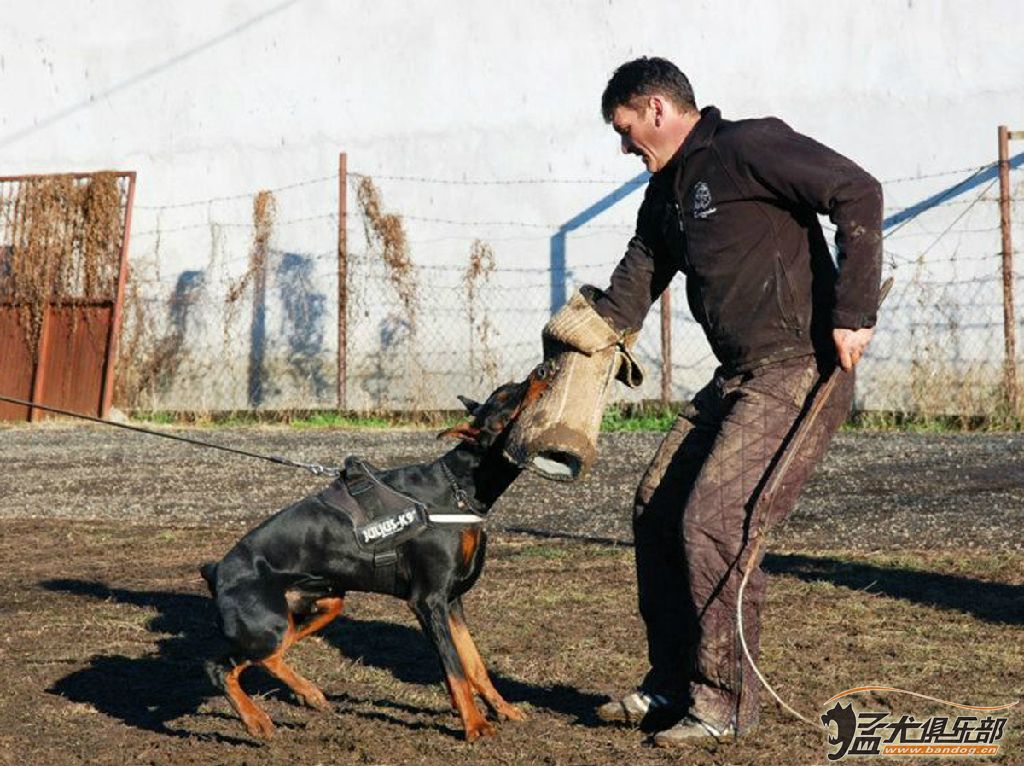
[649,95,664,127]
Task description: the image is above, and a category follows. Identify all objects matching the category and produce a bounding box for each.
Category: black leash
[0,394,342,478]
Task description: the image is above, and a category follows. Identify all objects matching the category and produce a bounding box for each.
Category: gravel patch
[0,424,1021,551]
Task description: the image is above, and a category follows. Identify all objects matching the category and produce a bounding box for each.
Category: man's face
[611,100,666,172]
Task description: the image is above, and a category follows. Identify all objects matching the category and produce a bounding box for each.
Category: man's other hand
[833,327,875,372]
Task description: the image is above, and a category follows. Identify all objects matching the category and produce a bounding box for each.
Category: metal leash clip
[270,455,343,478]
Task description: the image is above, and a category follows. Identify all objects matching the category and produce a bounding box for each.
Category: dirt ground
[0,424,1021,765]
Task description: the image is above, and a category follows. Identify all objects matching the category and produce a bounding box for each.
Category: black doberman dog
[200,370,549,742]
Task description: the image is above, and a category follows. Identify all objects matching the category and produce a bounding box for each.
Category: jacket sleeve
[590,185,677,333]
[740,119,883,329]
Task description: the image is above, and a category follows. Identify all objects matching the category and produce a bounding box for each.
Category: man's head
[601,57,700,173]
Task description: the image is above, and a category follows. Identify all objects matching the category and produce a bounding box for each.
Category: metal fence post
[337,152,348,411]
[100,171,137,418]
[660,289,672,406]
[998,126,1019,413]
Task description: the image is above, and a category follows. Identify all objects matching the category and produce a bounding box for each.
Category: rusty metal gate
[0,171,136,422]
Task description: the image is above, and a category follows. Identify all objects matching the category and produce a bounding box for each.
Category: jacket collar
[655,105,721,179]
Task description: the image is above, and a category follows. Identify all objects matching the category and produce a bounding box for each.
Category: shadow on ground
[498,529,1024,626]
[39,579,605,740]
[764,553,1024,625]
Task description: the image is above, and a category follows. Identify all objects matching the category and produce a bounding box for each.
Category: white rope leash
[737,533,817,728]
[734,372,838,731]
[735,277,893,730]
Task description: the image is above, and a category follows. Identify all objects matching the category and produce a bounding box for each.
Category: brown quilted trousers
[632,354,854,734]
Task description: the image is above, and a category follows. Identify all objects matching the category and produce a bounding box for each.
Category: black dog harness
[316,457,484,592]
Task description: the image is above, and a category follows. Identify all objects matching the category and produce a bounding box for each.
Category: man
[588,57,881,745]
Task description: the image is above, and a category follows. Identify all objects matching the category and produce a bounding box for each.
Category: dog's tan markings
[460,527,481,568]
[448,610,526,722]
[503,374,550,426]
[224,661,276,739]
[260,597,344,709]
[289,596,344,643]
[223,597,345,736]
[441,675,460,712]
[260,653,331,711]
[446,667,495,741]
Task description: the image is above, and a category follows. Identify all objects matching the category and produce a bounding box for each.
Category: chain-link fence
[113,158,1024,418]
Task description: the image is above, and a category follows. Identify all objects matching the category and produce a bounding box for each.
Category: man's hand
[833,327,875,372]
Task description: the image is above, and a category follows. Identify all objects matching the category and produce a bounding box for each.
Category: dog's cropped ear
[436,422,482,443]
[457,394,482,416]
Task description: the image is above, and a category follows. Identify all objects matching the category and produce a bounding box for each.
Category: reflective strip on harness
[427,513,485,524]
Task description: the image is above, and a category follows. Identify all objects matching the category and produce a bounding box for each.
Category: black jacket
[592,106,883,373]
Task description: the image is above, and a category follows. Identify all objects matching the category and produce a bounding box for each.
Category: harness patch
[355,505,427,547]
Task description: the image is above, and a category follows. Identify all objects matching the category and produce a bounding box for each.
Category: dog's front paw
[498,703,527,722]
[464,718,497,742]
[298,687,331,712]
[241,707,276,740]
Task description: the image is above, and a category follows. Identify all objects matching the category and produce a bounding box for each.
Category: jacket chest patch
[691,181,717,219]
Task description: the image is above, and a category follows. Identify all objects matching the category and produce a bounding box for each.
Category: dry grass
[463,239,499,387]
[224,189,276,331]
[354,176,432,410]
[0,173,124,356]
[356,176,417,324]
[113,262,189,409]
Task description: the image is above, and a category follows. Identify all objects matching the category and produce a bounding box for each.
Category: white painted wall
[1,1,1022,410]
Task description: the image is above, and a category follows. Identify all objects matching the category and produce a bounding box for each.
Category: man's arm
[739,119,883,368]
[590,188,677,333]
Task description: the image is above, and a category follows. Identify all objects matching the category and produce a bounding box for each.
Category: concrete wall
[2,1,1022,410]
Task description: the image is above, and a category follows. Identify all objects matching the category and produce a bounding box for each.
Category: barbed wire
[123,161,1020,214]
[130,193,1015,240]
[34,160,1019,415]
[914,179,1000,262]
[133,173,337,210]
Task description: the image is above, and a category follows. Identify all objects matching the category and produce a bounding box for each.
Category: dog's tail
[199,561,219,596]
[204,656,229,692]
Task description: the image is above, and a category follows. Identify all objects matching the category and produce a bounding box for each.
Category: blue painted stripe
[559,172,649,233]
[549,153,1024,314]
[549,172,648,311]
[883,152,1024,231]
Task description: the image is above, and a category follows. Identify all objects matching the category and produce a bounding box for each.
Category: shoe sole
[596,701,682,728]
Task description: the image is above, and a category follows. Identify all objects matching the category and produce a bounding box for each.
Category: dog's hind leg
[258,597,345,711]
[224,661,277,739]
[290,596,345,643]
[260,652,331,712]
[409,594,495,742]
[449,598,527,722]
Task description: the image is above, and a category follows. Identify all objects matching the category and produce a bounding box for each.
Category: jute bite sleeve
[504,286,644,481]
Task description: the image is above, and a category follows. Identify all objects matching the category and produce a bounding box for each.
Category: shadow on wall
[149,269,205,396]
[360,314,415,410]
[277,252,329,402]
[173,271,206,336]
[245,252,330,408]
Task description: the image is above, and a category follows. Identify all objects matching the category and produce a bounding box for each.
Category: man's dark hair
[601,57,697,122]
